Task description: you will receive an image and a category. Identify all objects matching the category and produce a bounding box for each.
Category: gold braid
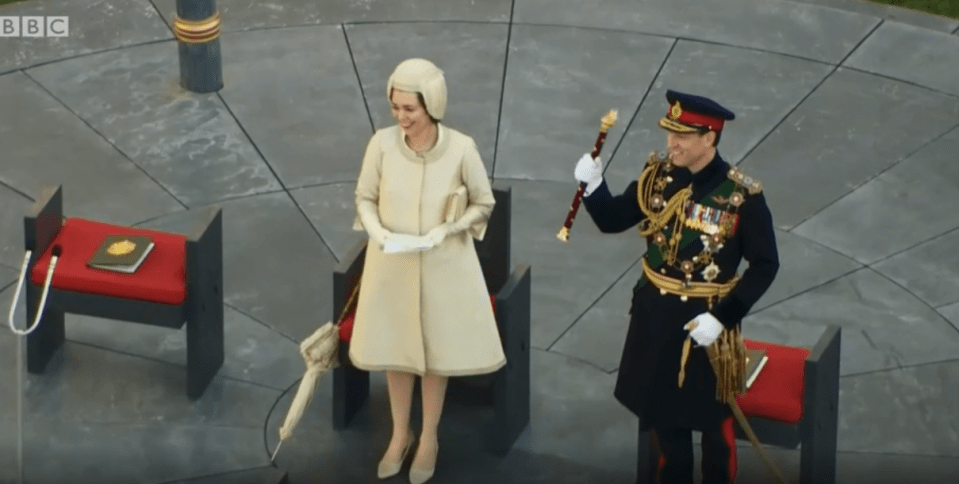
[637,162,692,266]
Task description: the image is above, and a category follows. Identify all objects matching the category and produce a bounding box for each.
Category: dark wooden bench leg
[800,326,841,484]
[25,283,64,374]
[186,291,223,400]
[24,186,65,374]
[185,207,224,400]
[333,341,369,430]
[490,265,531,455]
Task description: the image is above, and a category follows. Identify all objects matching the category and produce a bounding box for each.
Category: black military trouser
[651,417,737,484]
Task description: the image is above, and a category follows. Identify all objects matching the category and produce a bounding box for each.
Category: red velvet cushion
[736,339,810,424]
[339,293,496,343]
[29,218,188,305]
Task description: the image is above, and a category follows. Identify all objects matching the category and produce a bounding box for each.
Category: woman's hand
[424,224,452,246]
[371,229,392,249]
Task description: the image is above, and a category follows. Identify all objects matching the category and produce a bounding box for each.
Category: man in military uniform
[574,91,780,484]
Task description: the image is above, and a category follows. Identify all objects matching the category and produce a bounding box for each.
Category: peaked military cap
[659,90,735,134]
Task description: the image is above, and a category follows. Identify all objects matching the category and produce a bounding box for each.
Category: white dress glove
[357,202,393,248]
[684,313,724,346]
[574,153,603,196]
[423,223,451,246]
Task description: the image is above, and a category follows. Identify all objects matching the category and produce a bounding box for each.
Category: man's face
[666,130,713,170]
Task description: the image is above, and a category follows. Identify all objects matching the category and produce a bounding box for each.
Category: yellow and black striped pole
[173,0,223,92]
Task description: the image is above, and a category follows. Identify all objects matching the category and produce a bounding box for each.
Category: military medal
[701,262,720,282]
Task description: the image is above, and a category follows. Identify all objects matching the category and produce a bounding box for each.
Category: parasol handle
[270,441,282,463]
[557,110,618,241]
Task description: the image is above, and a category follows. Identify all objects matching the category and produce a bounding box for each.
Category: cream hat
[386,58,447,120]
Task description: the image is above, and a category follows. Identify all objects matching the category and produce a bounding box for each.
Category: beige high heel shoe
[377,430,415,479]
[408,439,438,484]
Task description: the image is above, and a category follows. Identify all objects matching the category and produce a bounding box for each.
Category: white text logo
[0,16,69,37]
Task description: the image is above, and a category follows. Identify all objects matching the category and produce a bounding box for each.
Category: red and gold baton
[557,109,618,241]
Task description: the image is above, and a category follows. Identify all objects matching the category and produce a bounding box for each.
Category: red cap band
[666,104,725,131]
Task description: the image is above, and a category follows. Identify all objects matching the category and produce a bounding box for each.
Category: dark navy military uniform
[581,91,779,484]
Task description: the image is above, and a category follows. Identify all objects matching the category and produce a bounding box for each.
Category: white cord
[7,251,58,336]
[6,250,59,484]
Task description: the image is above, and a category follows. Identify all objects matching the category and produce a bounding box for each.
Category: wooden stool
[22,186,224,400]
[637,325,841,484]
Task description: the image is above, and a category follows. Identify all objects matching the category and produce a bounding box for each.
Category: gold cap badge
[107,239,136,256]
[669,101,682,119]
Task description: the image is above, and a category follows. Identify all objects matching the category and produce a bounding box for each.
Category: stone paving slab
[550,260,640,372]
[289,182,359,262]
[739,67,959,229]
[743,268,959,376]
[61,304,303,391]
[512,0,880,63]
[267,348,636,482]
[939,302,959,331]
[794,124,959,264]
[0,70,182,236]
[217,26,373,189]
[0,185,33,271]
[0,0,172,74]
[0,420,267,484]
[844,20,959,97]
[150,0,512,32]
[753,229,863,310]
[787,0,959,32]
[133,194,338,343]
[500,180,643,349]
[838,360,959,456]
[873,228,959,309]
[494,24,672,181]
[24,42,282,207]
[346,22,508,172]
[605,39,833,183]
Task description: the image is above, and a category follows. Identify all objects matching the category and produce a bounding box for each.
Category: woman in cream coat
[350,58,506,484]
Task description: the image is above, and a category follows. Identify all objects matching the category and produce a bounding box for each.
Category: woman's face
[391,89,433,138]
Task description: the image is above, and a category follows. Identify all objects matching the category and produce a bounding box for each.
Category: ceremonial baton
[557,109,618,241]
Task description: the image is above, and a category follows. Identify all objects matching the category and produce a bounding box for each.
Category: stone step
[164,466,288,484]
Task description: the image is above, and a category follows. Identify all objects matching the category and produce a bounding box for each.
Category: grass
[870,0,959,18]
[0,0,956,18]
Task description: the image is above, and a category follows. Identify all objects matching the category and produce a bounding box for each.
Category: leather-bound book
[87,235,155,273]
[745,348,769,390]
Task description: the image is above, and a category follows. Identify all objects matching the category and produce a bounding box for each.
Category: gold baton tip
[556,227,570,241]
[601,109,618,130]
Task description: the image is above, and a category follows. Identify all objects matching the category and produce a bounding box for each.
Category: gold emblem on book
[107,239,136,256]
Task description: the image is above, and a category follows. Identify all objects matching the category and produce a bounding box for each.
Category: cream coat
[349,124,507,377]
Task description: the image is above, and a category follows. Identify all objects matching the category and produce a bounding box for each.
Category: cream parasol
[271,283,360,461]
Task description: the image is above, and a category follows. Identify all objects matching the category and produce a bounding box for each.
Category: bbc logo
[0,16,69,37]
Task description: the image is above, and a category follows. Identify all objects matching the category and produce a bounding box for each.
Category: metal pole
[173,0,223,93]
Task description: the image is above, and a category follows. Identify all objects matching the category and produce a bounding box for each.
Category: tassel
[678,336,692,387]
[710,328,748,404]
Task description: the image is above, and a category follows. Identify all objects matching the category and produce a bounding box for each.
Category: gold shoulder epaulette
[727,167,762,194]
[645,150,669,167]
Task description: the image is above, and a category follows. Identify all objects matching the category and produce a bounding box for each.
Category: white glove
[357,202,393,248]
[684,313,724,346]
[423,223,451,246]
[574,153,603,196]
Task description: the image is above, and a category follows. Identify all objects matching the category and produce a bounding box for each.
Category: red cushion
[735,339,810,424]
[29,218,188,305]
[339,293,496,343]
